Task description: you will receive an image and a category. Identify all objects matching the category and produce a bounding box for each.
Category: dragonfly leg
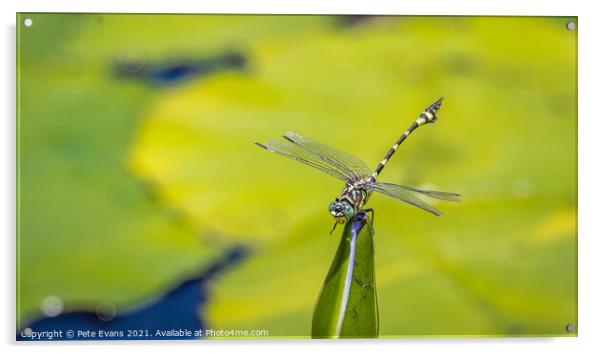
[362,208,375,235]
[363,208,374,224]
[329,222,338,235]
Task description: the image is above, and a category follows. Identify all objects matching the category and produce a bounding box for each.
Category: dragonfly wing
[256,139,351,182]
[365,181,460,216]
[374,182,462,202]
[282,132,373,179]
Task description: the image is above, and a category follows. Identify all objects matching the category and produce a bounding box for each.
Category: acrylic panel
[16,13,577,340]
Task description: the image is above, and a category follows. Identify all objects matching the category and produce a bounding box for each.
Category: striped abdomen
[372,98,444,178]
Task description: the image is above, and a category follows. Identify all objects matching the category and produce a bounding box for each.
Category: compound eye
[343,204,354,218]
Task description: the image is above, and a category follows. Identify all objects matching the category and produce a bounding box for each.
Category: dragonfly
[255,98,461,231]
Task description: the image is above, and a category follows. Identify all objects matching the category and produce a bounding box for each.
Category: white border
[2,1,600,354]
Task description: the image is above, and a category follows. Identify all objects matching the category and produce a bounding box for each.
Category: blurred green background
[17,14,577,337]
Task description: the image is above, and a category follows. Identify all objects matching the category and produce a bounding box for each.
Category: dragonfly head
[329,200,354,224]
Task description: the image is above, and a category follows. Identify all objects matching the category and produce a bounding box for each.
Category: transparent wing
[256,139,352,182]
[365,181,461,216]
[282,132,373,179]
[375,183,462,202]
[256,132,372,181]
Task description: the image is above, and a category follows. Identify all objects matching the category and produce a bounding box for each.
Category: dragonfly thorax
[329,178,373,224]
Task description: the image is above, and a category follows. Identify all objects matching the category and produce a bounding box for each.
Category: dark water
[114,51,247,86]
[18,246,248,341]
